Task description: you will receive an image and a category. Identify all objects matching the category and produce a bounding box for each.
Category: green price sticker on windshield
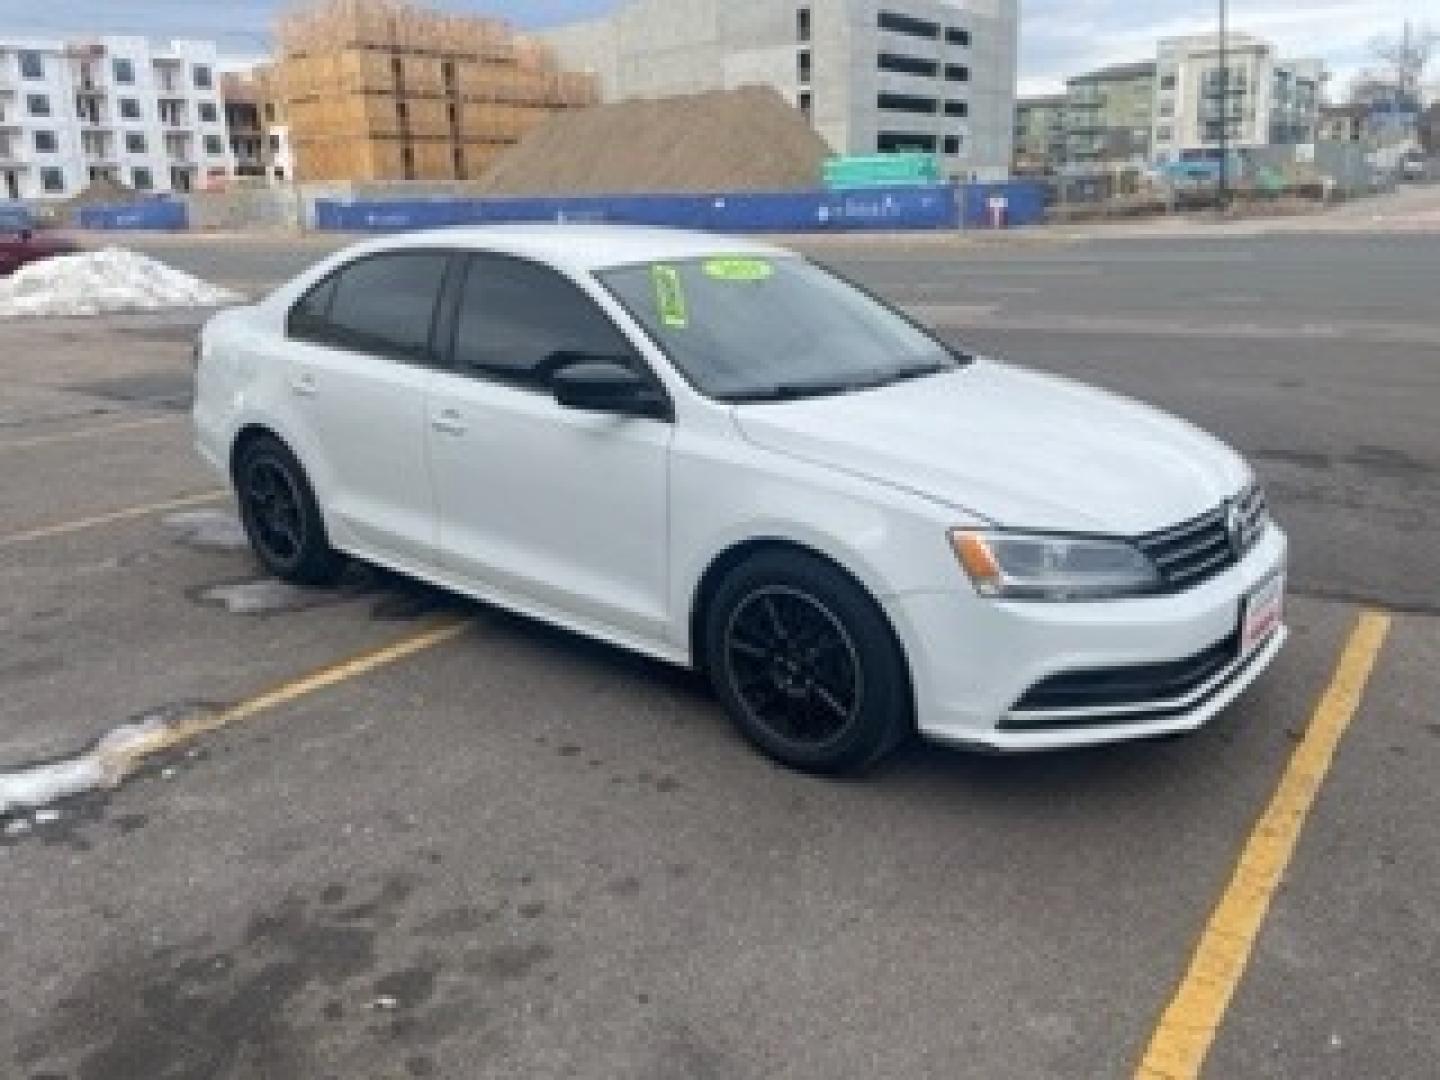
[703,257,774,282]
[652,264,688,329]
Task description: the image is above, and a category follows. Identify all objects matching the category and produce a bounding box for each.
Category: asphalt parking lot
[2,223,1438,1079]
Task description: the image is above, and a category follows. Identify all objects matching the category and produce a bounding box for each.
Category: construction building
[253,0,598,186]
[540,0,1019,182]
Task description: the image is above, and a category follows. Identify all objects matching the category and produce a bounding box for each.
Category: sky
[0,0,1433,97]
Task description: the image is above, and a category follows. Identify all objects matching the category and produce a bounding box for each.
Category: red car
[0,230,81,277]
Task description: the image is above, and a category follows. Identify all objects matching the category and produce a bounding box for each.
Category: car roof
[349,222,792,272]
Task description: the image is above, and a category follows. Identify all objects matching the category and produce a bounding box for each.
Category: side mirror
[550,356,669,420]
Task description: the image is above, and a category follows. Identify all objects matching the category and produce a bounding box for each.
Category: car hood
[732,360,1251,534]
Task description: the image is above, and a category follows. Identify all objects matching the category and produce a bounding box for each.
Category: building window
[1159,102,1174,118]
[204,134,225,156]
[878,53,938,78]
[943,135,961,155]
[27,94,50,117]
[878,93,938,115]
[878,12,940,39]
[944,64,969,83]
[193,65,213,90]
[798,50,811,84]
[119,97,142,120]
[798,91,812,119]
[125,131,147,154]
[945,28,970,47]
[1156,125,1173,143]
[198,101,219,123]
[797,7,811,42]
[944,100,968,117]
[877,130,936,152]
[1160,73,1176,90]
[269,133,282,153]
[132,167,153,190]
[264,103,276,122]
[40,167,65,192]
[20,51,44,79]
[112,57,134,84]
[34,130,58,153]
[274,166,286,181]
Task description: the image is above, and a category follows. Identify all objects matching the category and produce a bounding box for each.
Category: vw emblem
[1225,500,1246,554]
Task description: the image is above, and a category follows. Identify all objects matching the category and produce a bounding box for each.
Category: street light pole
[1218,0,1229,210]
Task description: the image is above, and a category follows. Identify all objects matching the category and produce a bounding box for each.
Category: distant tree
[1366,21,1438,103]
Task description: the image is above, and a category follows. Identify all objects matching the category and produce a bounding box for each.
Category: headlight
[949,529,1162,601]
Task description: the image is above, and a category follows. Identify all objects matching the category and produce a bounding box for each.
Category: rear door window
[291,252,450,362]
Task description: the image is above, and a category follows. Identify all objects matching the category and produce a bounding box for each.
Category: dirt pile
[475,85,829,195]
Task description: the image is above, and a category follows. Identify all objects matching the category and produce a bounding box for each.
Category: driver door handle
[431,409,467,436]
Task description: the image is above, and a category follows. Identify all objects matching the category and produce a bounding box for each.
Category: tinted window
[288,276,338,339]
[309,253,449,360]
[452,255,636,387]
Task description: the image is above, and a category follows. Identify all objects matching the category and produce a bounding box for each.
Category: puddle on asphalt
[163,509,250,551]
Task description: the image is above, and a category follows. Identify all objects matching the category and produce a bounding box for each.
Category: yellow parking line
[0,489,228,548]
[1135,609,1392,1080]
[0,415,181,451]
[102,615,472,777]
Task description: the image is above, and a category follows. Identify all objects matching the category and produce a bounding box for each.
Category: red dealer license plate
[1242,573,1285,654]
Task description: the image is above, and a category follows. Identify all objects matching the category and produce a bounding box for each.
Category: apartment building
[221,72,271,181]
[1064,61,1155,167]
[1152,34,1324,162]
[541,0,1019,182]
[1012,93,1065,173]
[0,37,233,201]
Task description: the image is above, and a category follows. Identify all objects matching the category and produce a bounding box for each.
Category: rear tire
[235,434,345,588]
[704,549,912,775]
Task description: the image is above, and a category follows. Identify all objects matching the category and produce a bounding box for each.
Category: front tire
[235,435,344,587]
[705,549,912,775]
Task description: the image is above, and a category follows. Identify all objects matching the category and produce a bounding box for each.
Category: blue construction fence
[314,183,1048,235]
[76,199,188,231]
[0,203,34,232]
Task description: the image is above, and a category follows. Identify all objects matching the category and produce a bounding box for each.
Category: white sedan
[194,225,1287,773]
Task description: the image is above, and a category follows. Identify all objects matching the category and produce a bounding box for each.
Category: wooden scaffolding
[264,0,598,185]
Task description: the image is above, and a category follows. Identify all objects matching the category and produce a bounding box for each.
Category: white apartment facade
[540,0,1018,182]
[0,36,233,202]
[1152,33,1324,162]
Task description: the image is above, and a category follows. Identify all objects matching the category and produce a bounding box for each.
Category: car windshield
[596,255,964,401]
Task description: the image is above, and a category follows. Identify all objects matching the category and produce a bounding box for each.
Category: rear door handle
[290,372,318,397]
[431,409,467,436]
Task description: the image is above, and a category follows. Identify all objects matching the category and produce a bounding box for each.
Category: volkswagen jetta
[194,225,1286,773]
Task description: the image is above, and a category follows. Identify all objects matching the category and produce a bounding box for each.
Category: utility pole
[1218,0,1229,210]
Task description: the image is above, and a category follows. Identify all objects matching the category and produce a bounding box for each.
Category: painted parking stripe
[0,489,228,548]
[1135,609,1393,1079]
[0,415,181,452]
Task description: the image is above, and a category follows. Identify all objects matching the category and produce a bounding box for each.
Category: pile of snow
[0,247,242,320]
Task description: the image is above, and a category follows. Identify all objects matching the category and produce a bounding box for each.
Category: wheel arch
[688,536,913,697]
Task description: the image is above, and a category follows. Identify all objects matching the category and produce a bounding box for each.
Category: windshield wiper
[721,380,870,403]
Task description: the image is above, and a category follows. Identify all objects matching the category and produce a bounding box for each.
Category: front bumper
[886,523,1289,752]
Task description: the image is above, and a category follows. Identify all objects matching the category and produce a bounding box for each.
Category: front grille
[1008,632,1240,715]
[1136,485,1267,592]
